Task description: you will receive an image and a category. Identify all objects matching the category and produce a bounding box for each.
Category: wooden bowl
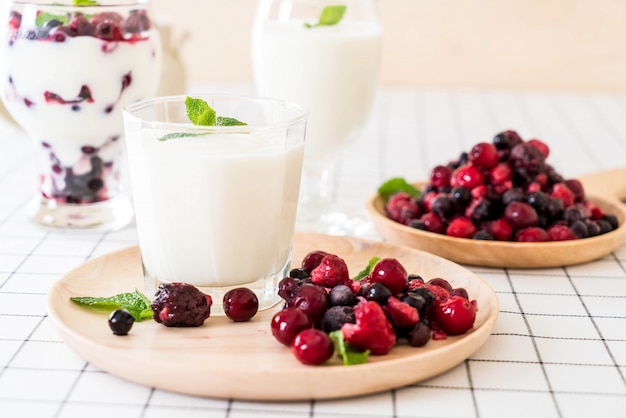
[366,169,626,268]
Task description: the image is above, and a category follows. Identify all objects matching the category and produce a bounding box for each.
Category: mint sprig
[158,96,247,141]
[330,330,369,365]
[352,256,380,281]
[35,12,68,28]
[74,0,98,6]
[304,5,347,28]
[70,289,153,322]
[378,177,421,203]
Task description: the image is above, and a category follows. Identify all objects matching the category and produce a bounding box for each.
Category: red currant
[369,258,408,295]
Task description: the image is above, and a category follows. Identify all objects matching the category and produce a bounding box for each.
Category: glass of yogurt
[0,0,161,230]
[122,95,307,314]
[251,0,382,234]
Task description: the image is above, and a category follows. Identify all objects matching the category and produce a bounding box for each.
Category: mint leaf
[70,289,153,322]
[304,5,347,28]
[74,0,98,5]
[157,132,202,142]
[185,96,216,126]
[330,330,369,365]
[35,12,68,27]
[378,177,421,203]
[216,116,247,127]
[352,256,380,281]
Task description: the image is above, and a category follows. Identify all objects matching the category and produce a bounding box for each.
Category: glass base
[143,258,289,317]
[27,195,134,231]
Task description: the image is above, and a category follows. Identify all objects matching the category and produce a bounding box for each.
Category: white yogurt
[125,130,305,287]
[252,20,382,171]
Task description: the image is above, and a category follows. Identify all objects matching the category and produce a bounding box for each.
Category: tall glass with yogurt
[123,95,307,314]
[252,0,382,233]
[0,0,161,230]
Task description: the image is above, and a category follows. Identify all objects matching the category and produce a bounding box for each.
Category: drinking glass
[0,0,161,230]
[123,95,307,314]
[251,0,383,234]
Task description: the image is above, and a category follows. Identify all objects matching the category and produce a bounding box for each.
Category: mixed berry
[384,130,619,241]
[272,250,478,365]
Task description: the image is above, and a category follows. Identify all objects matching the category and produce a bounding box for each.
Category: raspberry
[446,217,476,239]
[385,192,420,225]
[485,218,513,241]
[514,227,550,242]
[527,138,550,158]
[489,163,513,185]
[386,296,419,328]
[551,183,575,208]
[310,254,350,288]
[547,224,578,241]
[341,301,396,355]
[407,281,450,307]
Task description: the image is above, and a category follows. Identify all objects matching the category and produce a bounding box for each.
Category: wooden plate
[366,169,626,268]
[47,233,498,401]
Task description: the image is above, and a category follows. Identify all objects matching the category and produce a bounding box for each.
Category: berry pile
[271,250,478,365]
[385,130,619,242]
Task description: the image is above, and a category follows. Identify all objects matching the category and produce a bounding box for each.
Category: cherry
[291,329,335,365]
[223,288,258,322]
[430,165,452,188]
[369,258,408,295]
[469,142,499,169]
[270,307,313,346]
[451,164,484,190]
[301,250,329,273]
[433,296,476,335]
[446,217,476,238]
[427,278,453,293]
[289,283,329,327]
[504,201,538,230]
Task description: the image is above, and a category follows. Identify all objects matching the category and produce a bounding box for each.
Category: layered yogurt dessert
[0,3,160,205]
[252,19,382,171]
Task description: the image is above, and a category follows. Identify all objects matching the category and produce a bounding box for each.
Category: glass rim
[123,94,309,133]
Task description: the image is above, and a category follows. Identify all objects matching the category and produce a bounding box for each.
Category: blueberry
[321,305,355,333]
[472,230,494,240]
[405,321,431,347]
[401,292,428,317]
[408,287,435,312]
[407,274,424,283]
[502,187,525,206]
[365,282,391,305]
[527,191,548,212]
[328,284,355,307]
[450,186,471,207]
[289,268,309,279]
[108,309,134,335]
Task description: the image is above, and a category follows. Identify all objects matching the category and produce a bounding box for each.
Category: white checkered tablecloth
[1,86,626,418]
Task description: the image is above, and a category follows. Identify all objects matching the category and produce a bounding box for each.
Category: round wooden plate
[47,232,499,401]
[366,169,626,268]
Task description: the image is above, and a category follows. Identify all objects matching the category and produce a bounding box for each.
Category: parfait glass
[0,0,161,230]
[251,0,382,235]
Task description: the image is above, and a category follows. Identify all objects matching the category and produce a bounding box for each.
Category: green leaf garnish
[378,177,421,203]
[216,116,247,127]
[70,289,153,322]
[330,330,369,365]
[158,97,248,141]
[157,132,203,142]
[185,96,216,126]
[35,12,68,28]
[304,5,347,28]
[74,0,98,6]
[352,256,380,281]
